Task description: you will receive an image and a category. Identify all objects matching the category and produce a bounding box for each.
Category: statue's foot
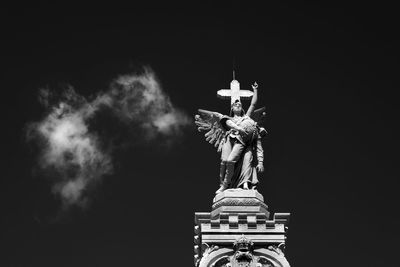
[243,182,249,190]
[215,184,227,194]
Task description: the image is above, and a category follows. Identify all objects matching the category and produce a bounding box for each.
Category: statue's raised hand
[251,82,258,90]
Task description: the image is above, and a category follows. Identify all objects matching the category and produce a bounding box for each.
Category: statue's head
[230,99,245,116]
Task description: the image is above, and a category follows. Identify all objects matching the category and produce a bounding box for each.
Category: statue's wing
[251,107,268,138]
[195,109,227,152]
[250,106,266,124]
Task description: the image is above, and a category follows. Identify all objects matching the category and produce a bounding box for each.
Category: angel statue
[195,81,267,194]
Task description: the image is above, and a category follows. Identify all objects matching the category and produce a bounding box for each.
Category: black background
[2,1,400,266]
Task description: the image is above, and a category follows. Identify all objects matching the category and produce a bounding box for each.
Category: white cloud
[27,68,190,210]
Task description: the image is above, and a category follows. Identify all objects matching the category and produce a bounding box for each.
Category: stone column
[194,189,290,267]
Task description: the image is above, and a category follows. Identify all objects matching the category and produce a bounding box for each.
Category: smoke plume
[27,68,190,209]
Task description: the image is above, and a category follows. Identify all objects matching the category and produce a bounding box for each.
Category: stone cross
[217,78,254,105]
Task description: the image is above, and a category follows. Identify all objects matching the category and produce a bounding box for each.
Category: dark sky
[2,1,400,266]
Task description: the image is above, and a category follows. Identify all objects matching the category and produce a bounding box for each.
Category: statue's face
[232,101,243,115]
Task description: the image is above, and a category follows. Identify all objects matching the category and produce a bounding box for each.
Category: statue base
[211,189,269,219]
[194,189,290,267]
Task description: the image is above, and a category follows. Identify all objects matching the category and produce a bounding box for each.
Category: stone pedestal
[194,189,290,267]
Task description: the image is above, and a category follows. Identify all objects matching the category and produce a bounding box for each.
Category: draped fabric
[231,136,263,188]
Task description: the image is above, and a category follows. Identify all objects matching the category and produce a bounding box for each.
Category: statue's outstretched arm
[246,82,258,117]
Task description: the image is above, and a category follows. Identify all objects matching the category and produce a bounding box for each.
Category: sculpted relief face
[231,101,244,116]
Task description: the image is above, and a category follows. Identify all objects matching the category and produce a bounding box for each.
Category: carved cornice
[212,197,268,210]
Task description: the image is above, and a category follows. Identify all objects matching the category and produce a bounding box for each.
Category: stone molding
[212,198,269,210]
[197,242,290,267]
